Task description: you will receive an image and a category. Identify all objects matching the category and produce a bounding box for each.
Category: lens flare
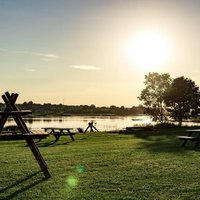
[76,166,85,174]
[66,176,78,188]
[64,166,85,192]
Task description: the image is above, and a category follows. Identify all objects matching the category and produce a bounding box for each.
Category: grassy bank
[0,129,200,199]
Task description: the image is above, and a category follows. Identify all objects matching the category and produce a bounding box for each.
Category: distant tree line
[138,72,200,126]
[0,102,144,116]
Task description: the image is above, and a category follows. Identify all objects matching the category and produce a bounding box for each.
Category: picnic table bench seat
[178,129,200,148]
[51,132,75,136]
[178,136,198,141]
[0,130,49,140]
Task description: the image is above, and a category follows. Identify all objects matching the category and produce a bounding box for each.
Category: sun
[125,30,171,71]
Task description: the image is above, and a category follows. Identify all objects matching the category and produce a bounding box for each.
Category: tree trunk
[178,119,182,126]
[160,101,163,123]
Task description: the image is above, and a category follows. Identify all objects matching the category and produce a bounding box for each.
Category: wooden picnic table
[178,129,200,148]
[42,127,75,143]
[0,92,51,178]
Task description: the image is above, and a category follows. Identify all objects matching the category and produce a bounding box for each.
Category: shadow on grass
[131,128,198,153]
[32,134,92,147]
[23,139,74,148]
[132,128,185,139]
[35,140,72,147]
[0,171,47,200]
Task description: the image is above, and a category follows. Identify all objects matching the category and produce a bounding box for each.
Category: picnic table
[178,129,200,148]
[84,121,99,132]
[42,127,75,143]
[0,92,51,178]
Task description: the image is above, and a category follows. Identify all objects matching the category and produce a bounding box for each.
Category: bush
[154,123,178,128]
[3,125,19,131]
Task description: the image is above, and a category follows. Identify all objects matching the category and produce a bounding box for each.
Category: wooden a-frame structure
[0,92,51,178]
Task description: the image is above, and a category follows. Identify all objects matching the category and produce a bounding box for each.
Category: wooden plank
[42,127,73,131]
[178,129,200,147]
[186,129,200,132]
[0,129,49,140]
[0,110,32,115]
[0,93,18,132]
[0,133,49,140]
[26,139,51,178]
[2,93,30,133]
[31,130,49,135]
[178,136,198,140]
[52,133,75,136]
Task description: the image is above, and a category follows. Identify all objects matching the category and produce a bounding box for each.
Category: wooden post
[26,139,51,178]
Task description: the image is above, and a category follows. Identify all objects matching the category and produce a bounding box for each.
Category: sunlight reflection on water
[5,115,200,131]
[5,115,152,131]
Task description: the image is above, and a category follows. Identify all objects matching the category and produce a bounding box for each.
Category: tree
[164,76,200,126]
[138,72,171,123]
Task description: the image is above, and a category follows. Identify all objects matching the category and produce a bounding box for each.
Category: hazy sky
[0,0,200,106]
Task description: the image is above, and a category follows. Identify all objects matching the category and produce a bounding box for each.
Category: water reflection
[4,115,200,131]
[4,115,152,131]
[24,118,33,124]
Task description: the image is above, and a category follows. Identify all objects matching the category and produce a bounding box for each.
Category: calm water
[6,115,152,131]
[5,115,200,131]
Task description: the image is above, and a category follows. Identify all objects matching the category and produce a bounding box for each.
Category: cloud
[31,52,59,61]
[0,48,8,52]
[70,65,102,70]
[24,68,35,72]
[1,49,59,61]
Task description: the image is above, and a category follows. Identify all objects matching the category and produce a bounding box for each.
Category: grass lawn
[1,128,200,200]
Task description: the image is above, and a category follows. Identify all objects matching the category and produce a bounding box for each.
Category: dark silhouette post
[84,121,99,133]
[0,92,51,178]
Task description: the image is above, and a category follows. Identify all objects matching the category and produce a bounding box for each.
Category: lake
[5,115,200,131]
[6,115,152,131]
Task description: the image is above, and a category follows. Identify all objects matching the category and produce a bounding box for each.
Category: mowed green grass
[1,129,200,200]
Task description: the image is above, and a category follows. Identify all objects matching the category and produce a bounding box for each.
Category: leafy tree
[138,72,171,123]
[164,76,200,126]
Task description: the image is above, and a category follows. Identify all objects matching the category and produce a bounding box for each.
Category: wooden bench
[178,129,200,148]
[42,127,75,143]
[0,130,48,140]
[0,92,51,178]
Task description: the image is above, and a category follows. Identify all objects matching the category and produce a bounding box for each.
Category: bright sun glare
[125,30,171,71]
